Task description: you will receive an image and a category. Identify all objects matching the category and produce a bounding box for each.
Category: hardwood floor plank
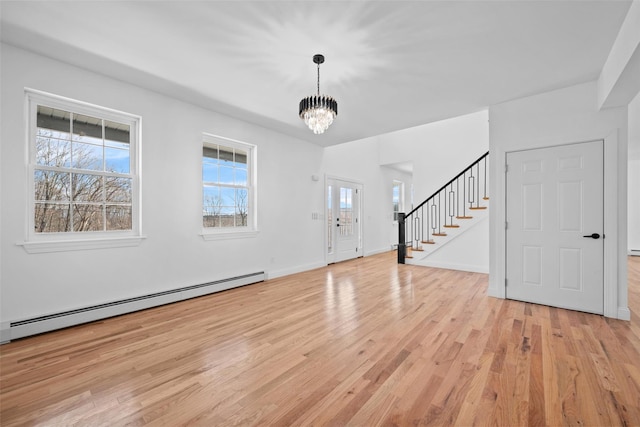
[1,252,639,426]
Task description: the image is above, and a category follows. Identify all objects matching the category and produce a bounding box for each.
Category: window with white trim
[25,90,141,248]
[202,134,256,235]
[392,180,404,221]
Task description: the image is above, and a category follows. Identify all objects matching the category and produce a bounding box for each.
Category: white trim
[488,147,506,298]
[418,260,489,274]
[18,235,146,253]
[325,175,365,265]
[363,247,393,257]
[617,307,631,321]
[603,131,620,318]
[23,88,143,247]
[392,180,405,221]
[0,323,11,345]
[201,133,257,233]
[200,230,259,241]
[267,261,327,280]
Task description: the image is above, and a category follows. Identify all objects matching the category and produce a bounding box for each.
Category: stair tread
[432,233,448,237]
[456,216,473,219]
[444,224,460,228]
[421,240,436,244]
[469,206,487,210]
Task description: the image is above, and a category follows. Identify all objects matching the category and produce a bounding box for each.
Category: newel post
[398,212,406,264]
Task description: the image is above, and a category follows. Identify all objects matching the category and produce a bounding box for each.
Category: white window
[393,180,404,221]
[202,134,257,239]
[22,89,142,253]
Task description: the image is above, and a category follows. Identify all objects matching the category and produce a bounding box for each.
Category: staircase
[398,151,489,265]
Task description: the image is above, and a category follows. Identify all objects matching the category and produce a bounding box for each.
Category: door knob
[582,233,600,239]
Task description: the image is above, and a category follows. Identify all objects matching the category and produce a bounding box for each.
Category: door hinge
[505,278,508,287]
[505,221,508,230]
[505,164,509,173]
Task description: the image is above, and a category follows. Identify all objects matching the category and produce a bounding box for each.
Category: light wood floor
[1,253,639,426]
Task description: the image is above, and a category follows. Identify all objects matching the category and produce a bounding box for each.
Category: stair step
[469,206,487,210]
[483,197,490,200]
[412,247,424,252]
[421,240,436,244]
[444,224,460,228]
[456,216,473,219]
[432,233,448,237]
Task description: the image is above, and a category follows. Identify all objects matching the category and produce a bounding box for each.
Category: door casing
[505,140,604,314]
[491,132,624,319]
[325,176,364,264]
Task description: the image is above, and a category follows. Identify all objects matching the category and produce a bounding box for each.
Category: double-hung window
[202,134,256,239]
[23,89,142,252]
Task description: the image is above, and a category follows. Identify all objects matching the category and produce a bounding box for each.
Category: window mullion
[68,170,74,232]
[27,89,139,239]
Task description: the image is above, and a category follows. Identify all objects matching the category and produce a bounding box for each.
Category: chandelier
[299,54,338,134]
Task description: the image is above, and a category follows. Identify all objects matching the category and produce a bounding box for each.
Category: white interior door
[327,178,362,263]
[506,141,604,314]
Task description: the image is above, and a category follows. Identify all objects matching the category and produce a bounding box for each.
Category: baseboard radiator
[630,249,640,256]
[3,272,265,342]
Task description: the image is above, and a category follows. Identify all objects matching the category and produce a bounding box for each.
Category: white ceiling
[0,1,632,147]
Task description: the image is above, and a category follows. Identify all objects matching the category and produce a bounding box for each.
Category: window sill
[200,229,259,241]
[18,235,146,254]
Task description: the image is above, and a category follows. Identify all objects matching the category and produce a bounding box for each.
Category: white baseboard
[0,322,11,344]
[629,249,640,256]
[364,247,394,257]
[414,259,489,274]
[617,307,631,321]
[487,287,503,298]
[266,261,327,280]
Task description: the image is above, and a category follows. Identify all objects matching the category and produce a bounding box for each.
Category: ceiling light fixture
[299,54,338,135]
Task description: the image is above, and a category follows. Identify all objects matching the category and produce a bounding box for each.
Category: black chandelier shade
[298,95,338,118]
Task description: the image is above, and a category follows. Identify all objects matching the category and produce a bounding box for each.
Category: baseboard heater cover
[630,249,640,256]
[5,272,265,341]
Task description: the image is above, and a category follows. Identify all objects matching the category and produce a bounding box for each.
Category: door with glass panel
[327,178,362,263]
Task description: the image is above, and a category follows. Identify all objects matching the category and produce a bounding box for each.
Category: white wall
[378,111,489,203]
[629,91,640,252]
[323,111,489,269]
[418,218,489,274]
[322,137,410,256]
[0,44,327,329]
[489,81,629,319]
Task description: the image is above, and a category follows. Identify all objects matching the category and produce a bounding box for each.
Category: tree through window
[202,134,255,231]
[27,90,140,240]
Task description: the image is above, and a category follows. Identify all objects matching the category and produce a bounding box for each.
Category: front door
[327,178,362,263]
[506,140,604,314]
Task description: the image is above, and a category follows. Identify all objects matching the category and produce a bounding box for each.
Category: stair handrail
[398,150,489,264]
[405,151,489,218]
